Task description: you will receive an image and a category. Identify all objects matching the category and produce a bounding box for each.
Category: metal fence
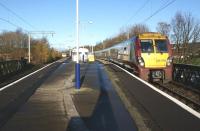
[0,60,27,79]
[173,64,200,89]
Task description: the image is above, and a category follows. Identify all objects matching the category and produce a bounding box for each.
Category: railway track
[153,82,200,112]
[98,59,200,113]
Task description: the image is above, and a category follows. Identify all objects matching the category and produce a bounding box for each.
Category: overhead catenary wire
[121,0,175,36]
[124,0,175,27]
[142,0,176,23]
[0,17,21,29]
[0,17,29,32]
[0,2,36,29]
[125,0,150,25]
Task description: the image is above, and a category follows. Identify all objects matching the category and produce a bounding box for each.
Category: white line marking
[0,61,59,92]
[111,63,200,119]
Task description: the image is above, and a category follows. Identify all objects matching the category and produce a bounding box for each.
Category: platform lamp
[75,0,80,89]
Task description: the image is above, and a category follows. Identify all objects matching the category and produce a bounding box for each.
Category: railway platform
[1,61,72,131]
[69,62,137,131]
[1,60,200,131]
[0,61,137,131]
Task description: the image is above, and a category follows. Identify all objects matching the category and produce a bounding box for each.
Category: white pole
[76,0,79,63]
[28,33,31,63]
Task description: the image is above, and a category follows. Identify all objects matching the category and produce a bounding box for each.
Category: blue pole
[75,63,81,89]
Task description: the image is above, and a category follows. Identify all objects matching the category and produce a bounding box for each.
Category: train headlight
[138,57,145,67]
[166,57,173,66]
[140,62,145,66]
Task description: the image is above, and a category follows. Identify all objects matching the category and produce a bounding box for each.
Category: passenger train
[95,32,173,82]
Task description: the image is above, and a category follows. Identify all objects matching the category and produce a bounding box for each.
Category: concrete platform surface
[1,61,138,131]
[71,62,137,131]
[1,61,72,131]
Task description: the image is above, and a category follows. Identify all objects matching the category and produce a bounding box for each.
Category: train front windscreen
[140,40,154,53]
[155,40,168,53]
[140,39,169,68]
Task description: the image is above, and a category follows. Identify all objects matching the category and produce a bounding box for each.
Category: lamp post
[75,0,92,89]
[75,0,80,89]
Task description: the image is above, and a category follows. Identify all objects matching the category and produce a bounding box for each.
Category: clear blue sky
[0,0,200,50]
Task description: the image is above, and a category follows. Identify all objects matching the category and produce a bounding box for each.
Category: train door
[123,42,129,61]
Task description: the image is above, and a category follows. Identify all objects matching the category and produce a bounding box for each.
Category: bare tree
[171,11,200,62]
[171,12,184,59]
[192,23,200,43]
[129,24,150,37]
[0,30,28,60]
[156,22,171,36]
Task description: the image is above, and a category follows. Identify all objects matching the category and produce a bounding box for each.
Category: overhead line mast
[28,31,55,63]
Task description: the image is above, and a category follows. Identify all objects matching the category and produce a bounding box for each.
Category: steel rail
[153,82,200,112]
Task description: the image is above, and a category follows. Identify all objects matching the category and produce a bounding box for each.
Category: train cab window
[140,40,154,53]
[155,40,168,53]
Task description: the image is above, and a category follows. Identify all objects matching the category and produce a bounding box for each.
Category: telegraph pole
[28,31,55,63]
